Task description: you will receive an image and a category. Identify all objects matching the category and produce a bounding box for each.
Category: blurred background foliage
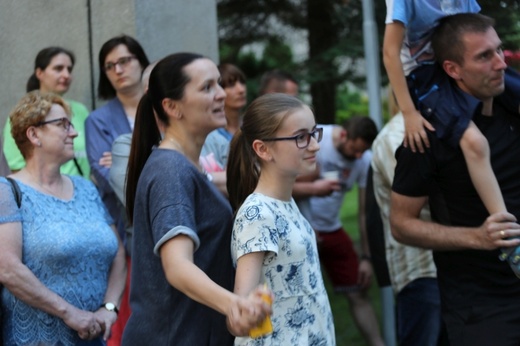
[217,0,520,124]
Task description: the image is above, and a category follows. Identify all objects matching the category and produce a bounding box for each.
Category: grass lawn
[324,186,385,345]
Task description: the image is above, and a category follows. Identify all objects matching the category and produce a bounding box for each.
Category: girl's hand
[403,109,435,153]
[226,285,273,336]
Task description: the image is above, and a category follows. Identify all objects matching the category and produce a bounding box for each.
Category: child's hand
[403,109,435,153]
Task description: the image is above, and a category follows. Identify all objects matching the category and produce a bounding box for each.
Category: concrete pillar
[0,0,219,128]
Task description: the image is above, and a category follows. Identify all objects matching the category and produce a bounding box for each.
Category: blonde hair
[10,90,70,158]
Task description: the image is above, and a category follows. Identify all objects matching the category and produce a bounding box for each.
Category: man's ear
[443,60,462,80]
[252,139,272,162]
[339,128,348,143]
[162,98,182,119]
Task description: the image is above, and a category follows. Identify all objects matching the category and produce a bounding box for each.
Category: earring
[37,141,41,147]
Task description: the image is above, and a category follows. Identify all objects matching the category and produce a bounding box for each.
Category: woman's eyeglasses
[104,56,136,72]
[36,117,74,132]
[262,127,323,149]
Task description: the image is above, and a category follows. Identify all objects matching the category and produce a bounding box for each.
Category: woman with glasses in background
[3,47,90,178]
[0,91,126,346]
[85,34,149,346]
[85,35,149,242]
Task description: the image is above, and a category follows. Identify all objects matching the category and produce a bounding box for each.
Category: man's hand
[312,179,342,197]
[477,212,520,250]
[357,259,373,290]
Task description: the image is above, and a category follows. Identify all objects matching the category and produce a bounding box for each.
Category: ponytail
[126,93,161,222]
[26,74,40,92]
[226,129,260,211]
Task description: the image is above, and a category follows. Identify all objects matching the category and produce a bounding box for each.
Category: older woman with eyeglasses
[0,91,126,346]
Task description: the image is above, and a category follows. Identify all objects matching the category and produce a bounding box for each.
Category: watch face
[105,303,115,311]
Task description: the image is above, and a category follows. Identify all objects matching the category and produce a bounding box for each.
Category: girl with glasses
[226,93,335,345]
[2,46,90,178]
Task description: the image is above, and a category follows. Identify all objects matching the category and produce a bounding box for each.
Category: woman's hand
[94,308,118,341]
[61,306,102,340]
[98,151,112,168]
[226,285,273,336]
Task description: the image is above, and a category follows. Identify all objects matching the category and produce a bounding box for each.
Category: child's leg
[460,121,506,214]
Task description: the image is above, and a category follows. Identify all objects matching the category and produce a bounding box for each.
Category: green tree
[217,0,519,123]
[217,0,387,124]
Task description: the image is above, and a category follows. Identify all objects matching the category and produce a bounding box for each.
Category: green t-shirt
[2,99,91,178]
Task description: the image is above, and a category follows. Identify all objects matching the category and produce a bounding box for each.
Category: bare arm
[293,168,341,199]
[94,226,127,340]
[234,252,265,296]
[383,22,434,152]
[160,235,271,336]
[0,222,100,339]
[357,187,373,288]
[208,171,228,196]
[390,191,520,250]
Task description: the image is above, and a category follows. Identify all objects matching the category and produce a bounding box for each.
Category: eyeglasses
[36,117,74,131]
[104,55,136,72]
[262,127,323,149]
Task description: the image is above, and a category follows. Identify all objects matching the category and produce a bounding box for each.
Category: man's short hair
[432,13,495,66]
[258,69,299,95]
[343,116,378,145]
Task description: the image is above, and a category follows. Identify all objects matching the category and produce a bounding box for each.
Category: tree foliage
[217,0,520,124]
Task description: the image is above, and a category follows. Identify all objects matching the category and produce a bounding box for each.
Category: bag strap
[73,157,84,177]
[6,177,22,208]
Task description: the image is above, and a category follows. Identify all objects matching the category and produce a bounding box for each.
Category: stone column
[0,0,219,127]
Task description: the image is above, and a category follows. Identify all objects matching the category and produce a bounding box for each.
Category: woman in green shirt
[2,47,90,178]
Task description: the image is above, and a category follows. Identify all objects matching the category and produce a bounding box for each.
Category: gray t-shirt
[122,148,235,345]
[301,125,371,232]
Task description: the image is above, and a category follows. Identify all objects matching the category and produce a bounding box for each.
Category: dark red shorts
[317,227,360,292]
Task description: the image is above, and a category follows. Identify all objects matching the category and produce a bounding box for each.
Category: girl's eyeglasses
[262,127,323,149]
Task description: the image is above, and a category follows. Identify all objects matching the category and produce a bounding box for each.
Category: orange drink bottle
[249,285,273,338]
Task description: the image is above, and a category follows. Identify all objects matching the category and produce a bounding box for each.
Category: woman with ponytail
[122,53,271,345]
[227,93,336,345]
[2,47,90,177]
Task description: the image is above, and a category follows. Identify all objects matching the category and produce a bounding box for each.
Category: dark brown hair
[342,116,378,145]
[218,63,246,88]
[125,53,204,222]
[26,47,75,92]
[97,35,149,100]
[432,13,495,66]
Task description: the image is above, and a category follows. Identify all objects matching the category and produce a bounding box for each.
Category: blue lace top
[0,176,117,346]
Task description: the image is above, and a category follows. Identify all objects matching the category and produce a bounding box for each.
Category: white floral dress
[232,193,336,346]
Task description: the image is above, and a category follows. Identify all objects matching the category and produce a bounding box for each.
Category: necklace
[163,136,205,173]
[163,136,184,152]
[25,169,65,198]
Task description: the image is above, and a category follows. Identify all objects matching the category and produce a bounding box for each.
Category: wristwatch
[101,302,119,315]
